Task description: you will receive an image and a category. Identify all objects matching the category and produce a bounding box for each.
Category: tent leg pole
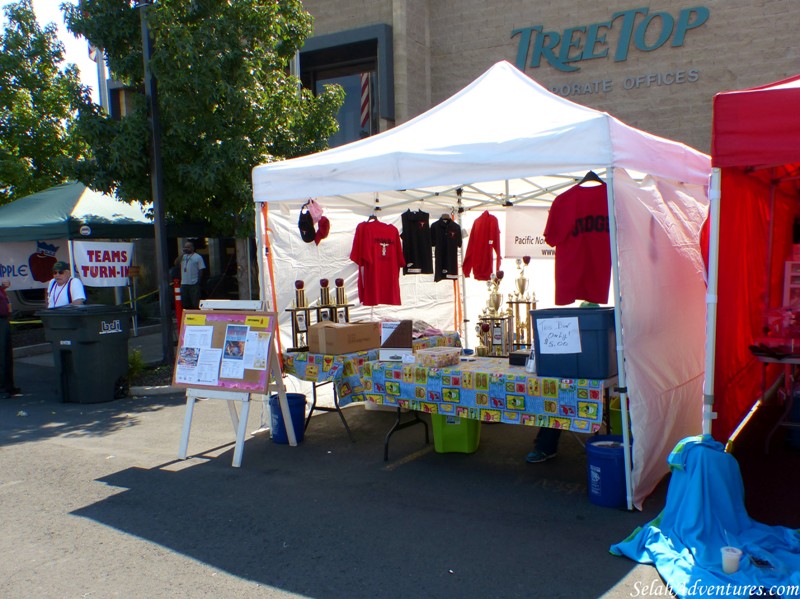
[703,168,722,436]
[605,168,634,511]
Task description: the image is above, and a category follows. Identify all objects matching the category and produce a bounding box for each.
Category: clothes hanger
[578,170,604,185]
[368,195,380,221]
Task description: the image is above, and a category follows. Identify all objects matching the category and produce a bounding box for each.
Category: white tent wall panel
[267,200,565,352]
[614,171,708,507]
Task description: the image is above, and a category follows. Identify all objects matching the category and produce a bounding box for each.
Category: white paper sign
[0,239,70,289]
[243,331,269,370]
[536,317,582,354]
[183,325,214,349]
[73,241,134,287]
[504,207,554,259]
[196,348,223,385]
[175,346,222,385]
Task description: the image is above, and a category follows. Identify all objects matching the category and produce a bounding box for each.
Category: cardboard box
[416,347,462,368]
[307,321,380,355]
[379,320,413,361]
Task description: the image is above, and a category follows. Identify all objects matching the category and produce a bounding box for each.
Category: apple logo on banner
[28,241,59,282]
[80,225,92,236]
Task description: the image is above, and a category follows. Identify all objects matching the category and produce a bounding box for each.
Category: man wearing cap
[174,241,206,310]
[46,261,87,308]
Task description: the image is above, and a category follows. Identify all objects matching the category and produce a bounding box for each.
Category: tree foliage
[65,0,344,237]
[0,0,95,204]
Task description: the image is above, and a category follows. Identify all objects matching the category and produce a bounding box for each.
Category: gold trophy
[294,280,307,307]
[510,257,534,349]
[475,321,491,356]
[319,278,332,306]
[515,256,531,300]
[487,271,504,316]
[335,277,347,305]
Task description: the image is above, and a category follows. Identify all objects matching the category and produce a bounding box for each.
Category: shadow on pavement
[0,391,186,447]
[71,408,667,598]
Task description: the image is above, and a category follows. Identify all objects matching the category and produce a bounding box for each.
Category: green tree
[65,0,344,238]
[0,0,95,204]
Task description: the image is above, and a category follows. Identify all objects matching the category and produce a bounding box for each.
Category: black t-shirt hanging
[401,209,433,275]
[430,216,462,282]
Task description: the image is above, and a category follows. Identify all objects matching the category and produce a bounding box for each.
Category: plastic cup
[721,546,742,573]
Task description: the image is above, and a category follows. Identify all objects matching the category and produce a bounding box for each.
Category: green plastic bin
[432,413,481,453]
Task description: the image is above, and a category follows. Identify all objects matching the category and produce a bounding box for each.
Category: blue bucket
[586,435,626,508]
[269,393,307,444]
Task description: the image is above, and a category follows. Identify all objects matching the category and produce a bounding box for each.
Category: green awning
[0,182,156,241]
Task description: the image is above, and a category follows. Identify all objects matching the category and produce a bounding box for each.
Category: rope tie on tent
[453,279,463,338]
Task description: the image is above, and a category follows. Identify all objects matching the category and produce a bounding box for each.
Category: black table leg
[384,407,429,461]
[304,381,355,442]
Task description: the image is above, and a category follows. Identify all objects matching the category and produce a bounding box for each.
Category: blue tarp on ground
[610,435,800,597]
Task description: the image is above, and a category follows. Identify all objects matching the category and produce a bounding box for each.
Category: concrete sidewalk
[13,323,179,396]
[2,339,671,598]
[13,322,170,364]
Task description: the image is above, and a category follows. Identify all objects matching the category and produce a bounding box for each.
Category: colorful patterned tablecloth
[283,349,378,407]
[282,333,461,407]
[411,332,461,350]
[361,358,609,432]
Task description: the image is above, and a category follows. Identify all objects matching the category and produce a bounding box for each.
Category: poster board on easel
[174,308,297,463]
[172,309,275,392]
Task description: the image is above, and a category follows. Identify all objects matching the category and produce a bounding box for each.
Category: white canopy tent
[252,60,711,509]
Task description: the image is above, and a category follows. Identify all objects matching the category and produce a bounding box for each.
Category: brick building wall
[301,0,799,153]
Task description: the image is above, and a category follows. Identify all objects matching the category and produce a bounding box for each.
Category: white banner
[73,241,134,287]
[0,239,70,289]
[503,207,554,259]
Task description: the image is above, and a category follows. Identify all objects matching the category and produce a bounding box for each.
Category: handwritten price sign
[536,317,582,354]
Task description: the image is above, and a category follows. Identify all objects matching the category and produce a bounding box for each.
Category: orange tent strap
[261,203,284,368]
[453,279,463,340]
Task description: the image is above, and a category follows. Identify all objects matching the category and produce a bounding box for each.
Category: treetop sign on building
[512,6,710,73]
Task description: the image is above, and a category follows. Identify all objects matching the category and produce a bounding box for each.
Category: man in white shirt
[174,241,206,310]
[46,261,87,308]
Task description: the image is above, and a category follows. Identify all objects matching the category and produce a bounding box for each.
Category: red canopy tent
[705,75,800,441]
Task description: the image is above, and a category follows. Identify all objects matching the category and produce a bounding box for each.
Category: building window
[305,60,377,146]
[300,24,394,147]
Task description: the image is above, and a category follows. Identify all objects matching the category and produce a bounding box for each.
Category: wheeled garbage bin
[37,305,134,403]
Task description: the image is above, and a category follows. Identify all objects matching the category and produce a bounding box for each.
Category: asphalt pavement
[1,329,673,598]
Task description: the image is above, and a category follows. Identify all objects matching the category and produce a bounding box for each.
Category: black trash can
[37,305,134,403]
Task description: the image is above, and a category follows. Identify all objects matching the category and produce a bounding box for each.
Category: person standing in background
[46,262,87,308]
[174,241,206,310]
[0,280,20,398]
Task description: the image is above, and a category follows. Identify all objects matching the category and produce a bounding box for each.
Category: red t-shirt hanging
[462,211,501,281]
[350,219,406,306]
[544,182,611,305]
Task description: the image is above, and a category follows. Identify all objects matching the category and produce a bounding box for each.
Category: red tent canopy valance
[712,74,800,171]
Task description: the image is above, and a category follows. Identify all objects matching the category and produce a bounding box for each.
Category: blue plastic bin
[269,393,307,444]
[586,435,626,508]
[531,307,617,379]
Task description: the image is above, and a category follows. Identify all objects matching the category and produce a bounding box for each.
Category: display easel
[174,300,296,467]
